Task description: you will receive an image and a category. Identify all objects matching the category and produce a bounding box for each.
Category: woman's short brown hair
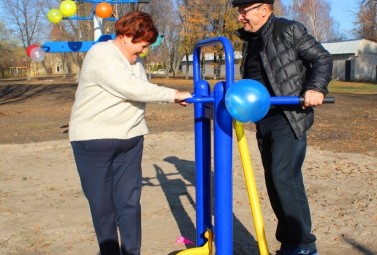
[114,11,158,44]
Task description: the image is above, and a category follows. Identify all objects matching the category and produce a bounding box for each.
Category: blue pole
[192,36,235,254]
[213,82,233,254]
[270,96,335,105]
[193,80,212,246]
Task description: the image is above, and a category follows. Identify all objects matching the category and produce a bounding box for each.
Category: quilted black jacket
[236,14,333,138]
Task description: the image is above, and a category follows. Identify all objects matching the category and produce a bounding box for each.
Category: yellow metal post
[234,120,269,255]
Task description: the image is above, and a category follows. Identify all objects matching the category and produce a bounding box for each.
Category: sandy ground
[1,131,376,255]
[0,78,376,255]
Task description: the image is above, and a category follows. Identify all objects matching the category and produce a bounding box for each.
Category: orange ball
[95,2,112,18]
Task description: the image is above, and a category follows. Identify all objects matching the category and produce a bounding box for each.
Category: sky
[281,0,359,39]
[0,0,360,41]
[328,0,359,38]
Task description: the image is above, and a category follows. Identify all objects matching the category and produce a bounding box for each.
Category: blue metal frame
[191,36,234,254]
[42,34,115,53]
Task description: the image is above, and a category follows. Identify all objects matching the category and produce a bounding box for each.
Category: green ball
[47,8,63,24]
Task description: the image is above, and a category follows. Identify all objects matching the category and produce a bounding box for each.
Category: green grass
[329,80,377,94]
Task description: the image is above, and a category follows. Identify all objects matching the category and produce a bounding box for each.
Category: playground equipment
[59,0,77,17]
[47,8,63,24]
[26,44,46,62]
[29,0,151,56]
[27,46,46,62]
[26,0,165,64]
[181,36,334,255]
[179,36,264,255]
[177,36,234,255]
[95,2,113,18]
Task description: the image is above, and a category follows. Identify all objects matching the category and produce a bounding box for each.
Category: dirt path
[0,78,376,255]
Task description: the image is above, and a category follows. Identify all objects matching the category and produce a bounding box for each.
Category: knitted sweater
[69,40,176,141]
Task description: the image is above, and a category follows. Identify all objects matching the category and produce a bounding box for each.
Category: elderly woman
[69,11,191,255]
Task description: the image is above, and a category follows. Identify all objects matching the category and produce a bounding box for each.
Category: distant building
[9,67,27,78]
[29,53,81,78]
[322,39,377,82]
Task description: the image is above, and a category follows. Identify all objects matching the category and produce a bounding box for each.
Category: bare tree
[176,0,241,79]
[0,0,49,47]
[176,0,204,79]
[205,0,240,79]
[0,20,24,77]
[285,0,340,41]
[273,0,285,17]
[174,0,286,79]
[354,0,377,41]
[146,0,179,77]
[0,0,51,79]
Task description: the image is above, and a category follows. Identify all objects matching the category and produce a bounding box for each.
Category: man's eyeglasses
[237,4,263,16]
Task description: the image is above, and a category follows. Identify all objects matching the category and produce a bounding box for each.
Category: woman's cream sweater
[69,40,176,141]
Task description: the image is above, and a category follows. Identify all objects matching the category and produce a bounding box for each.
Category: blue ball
[225,79,270,123]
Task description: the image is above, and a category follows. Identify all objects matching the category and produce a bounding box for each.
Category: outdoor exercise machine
[180,36,334,255]
[178,36,264,255]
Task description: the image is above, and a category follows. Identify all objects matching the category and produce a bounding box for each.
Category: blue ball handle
[270,96,335,105]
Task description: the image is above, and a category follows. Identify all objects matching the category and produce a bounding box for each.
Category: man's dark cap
[232,0,274,7]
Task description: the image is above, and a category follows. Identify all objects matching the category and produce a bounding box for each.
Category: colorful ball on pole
[95,2,113,18]
[151,34,164,48]
[26,44,38,57]
[30,47,46,62]
[139,47,149,58]
[47,8,63,23]
[60,0,77,17]
[225,79,271,123]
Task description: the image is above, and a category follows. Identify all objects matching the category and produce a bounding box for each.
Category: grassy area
[329,80,377,94]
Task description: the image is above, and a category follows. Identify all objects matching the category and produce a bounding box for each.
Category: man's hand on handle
[302,90,325,109]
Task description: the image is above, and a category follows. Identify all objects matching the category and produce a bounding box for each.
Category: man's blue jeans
[71,136,144,255]
[256,113,316,250]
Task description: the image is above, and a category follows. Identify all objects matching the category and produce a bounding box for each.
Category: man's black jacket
[236,14,333,138]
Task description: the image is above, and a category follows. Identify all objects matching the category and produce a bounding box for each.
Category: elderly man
[232,0,333,254]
